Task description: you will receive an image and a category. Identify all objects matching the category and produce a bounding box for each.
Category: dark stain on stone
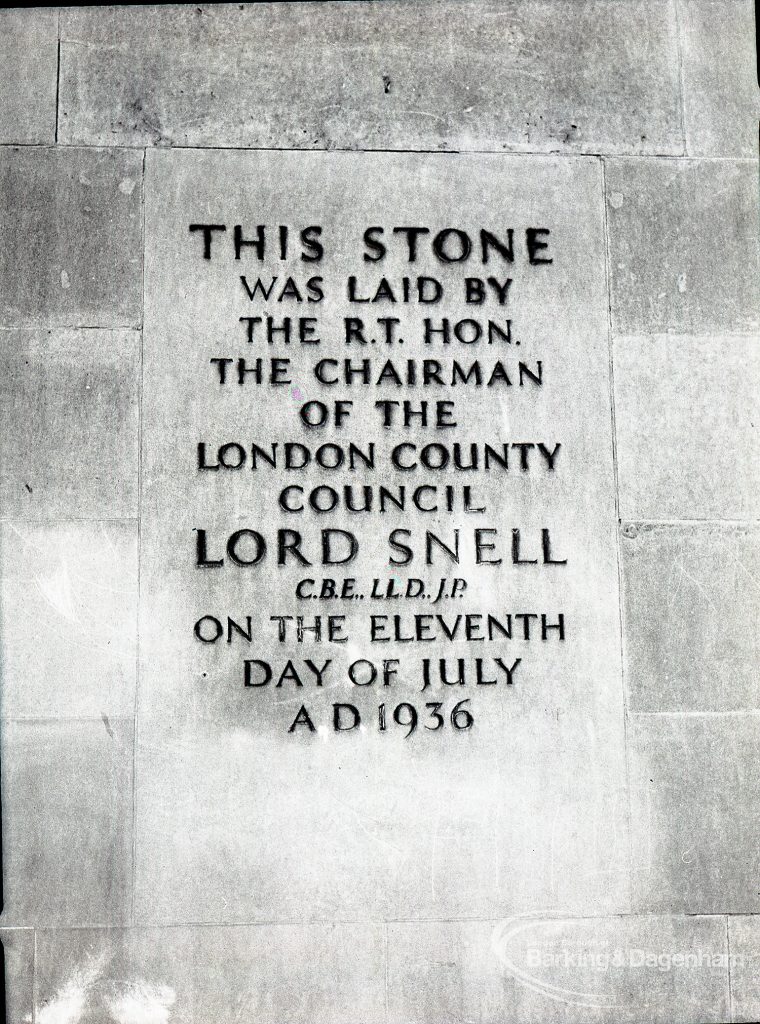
[126,96,169,145]
[383,75,392,94]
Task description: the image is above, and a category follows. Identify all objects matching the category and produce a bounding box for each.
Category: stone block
[727,915,760,1022]
[0,9,58,144]
[629,713,760,913]
[621,524,760,713]
[680,0,759,157]
[0,330,140,518]
[133,148,629,925]
[0,929,35,1024]
[614,335,760,520]
[0,148,143,329]
[59,2,682,154]
[0,520,138,718]
[1,718,133,926]
[606,158,759,334]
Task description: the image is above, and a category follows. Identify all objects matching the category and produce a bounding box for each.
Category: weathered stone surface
[35,924,386,1024]
[0,9,58,144]
[680,0,759,157]
[0,929,35,1024]
[59,2,682,154]
[606,158,759,334]
[728,916,760,1022]
[614,335,760,520]
[387,915,729,1023]
[0,148,143,329]
[0,7,757,1024]
[134,149,629,924]
[0,520,138,719]
[0,330,140,518]
[621,524,760,713]
[629,713,760,913]
[1,6,756,1023]
[1,718,133,926]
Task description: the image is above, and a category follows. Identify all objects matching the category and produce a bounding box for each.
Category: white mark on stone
[608,191,624,210]
[733,557,760,592]
[119,178,136,195]
[673,562,717,611]
[60,270,71,290]
[37,955,106,1024]
[78,173,91,186]
[105,982,176,1024]
[37,558,76,620]
[677,273,687,294]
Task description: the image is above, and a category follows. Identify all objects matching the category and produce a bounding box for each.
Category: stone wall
[0,4,758,1022]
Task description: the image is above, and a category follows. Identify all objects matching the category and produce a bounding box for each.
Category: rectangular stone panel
[606,158,759,334]
[0,147,143,329]
[621,524,760,713]
[1,718,133,927]
[0,929,34,1024]
[613,335,760,520]
[59,2,682,154]
[34,924,386,1024]
[0,9,58,144]
[728,916,760,1023]
[135,149,628,924]
[629,713,760,914]
[0,520,138,719]
[387,915,729,1024]
[680,0,760,158]
[0,329,140,518]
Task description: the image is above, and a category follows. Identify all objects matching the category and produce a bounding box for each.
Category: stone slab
[0,147,143,329]
[0,520,138,719]
[1,718,133,927]
[387,915,729,1024]
[629,713,760,914]
[34,924,386,1024]
[613,335,760,520]
[134,149,629,923]
[727,915,760,1023]
[0,929,35,1024]
[621,524,760,713]
[0,329,140,518]
[0,9,58,145]
[680,0,760,158]
[59,2,682,154]
[606,158,759,335]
